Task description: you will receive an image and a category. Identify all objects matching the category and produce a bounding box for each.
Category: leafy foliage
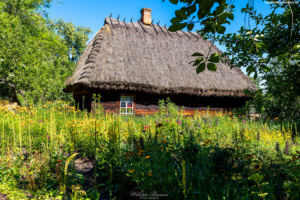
[48,18,92,62]
[165,0,299,75]
[248,60,300,123]
[0,101,299,199]
[0,0,91,106]
[165,0,300,122]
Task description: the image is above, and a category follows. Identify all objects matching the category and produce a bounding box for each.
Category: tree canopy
[0,0,92,105]
[165,0,300,120]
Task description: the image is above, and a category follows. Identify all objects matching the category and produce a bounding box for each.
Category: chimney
[140,8,152,25]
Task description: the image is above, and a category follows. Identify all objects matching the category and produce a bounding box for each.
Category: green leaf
[187,23,194,31]
[210,53,220,57]
[223,20,231,25]
[260,182,269,187]
[243,89,251,95]
[218,13,229,23]
[254,34,264,39]
[254,72,258,79]
[170,17,183,24]
[216,26,226,34]
[207,63,217,71]
[257,50,262,58]
[196,57,204,62]
[215,6,224,15]
[283,57,290,65]
[169,0,179,4]
[258,193,268,197]
[192,52,204,57]
[276,49,287,54]
[235,34,242,39]
[193,57,204,66]
[248,174,264,181]
[219,0,226,6]
[256,42,267,49]
[200,0,215,12]
[196,62,206,74]
[243,41,252,53]
[208,57,219,63]
[246,65,254,76]
[187,5,196,16]
[228,13,234,20]
[208,53,220,63]
[168,23,187,32]
[245,31,252,35]
[197,9,207,20]
[260,64,270,72]
[293,43,300,49]
[258,59,266,63]
[294,52,300,59]
[278,52,289,62]
[175,10,187,20]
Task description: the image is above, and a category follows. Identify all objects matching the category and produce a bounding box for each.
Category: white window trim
[120,95,134,114]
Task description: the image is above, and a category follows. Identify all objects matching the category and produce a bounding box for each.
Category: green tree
[165,0,300,120]
[0,0,92,105]
[250,60,300,120]
[48,18,92,62]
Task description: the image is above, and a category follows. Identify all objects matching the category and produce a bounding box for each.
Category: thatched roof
[63,17,257,97]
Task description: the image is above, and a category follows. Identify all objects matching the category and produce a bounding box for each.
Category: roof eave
[64,82,255,98]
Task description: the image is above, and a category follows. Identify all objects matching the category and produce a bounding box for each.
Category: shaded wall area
[73,90,249,115]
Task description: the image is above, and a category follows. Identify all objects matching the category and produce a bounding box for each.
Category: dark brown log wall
[73,91,249,115]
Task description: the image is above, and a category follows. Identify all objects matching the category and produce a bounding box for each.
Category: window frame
[119,94,135,114]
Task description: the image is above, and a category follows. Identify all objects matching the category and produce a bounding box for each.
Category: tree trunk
[0,82,22,106]
[11,86,22,106]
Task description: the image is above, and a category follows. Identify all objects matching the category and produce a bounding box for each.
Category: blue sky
[46,0,281,75]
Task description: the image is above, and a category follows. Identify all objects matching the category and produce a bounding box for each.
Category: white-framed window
[120,95,134,114]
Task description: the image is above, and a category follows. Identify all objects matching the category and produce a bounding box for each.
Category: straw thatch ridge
[64,17,257,97]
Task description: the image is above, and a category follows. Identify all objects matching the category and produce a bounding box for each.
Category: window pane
[127,96,133,101]
[120,101,126,107]
[120,108,126,113]
[121,96,126,101]
[127,108,133,114]
[127,101,133,108]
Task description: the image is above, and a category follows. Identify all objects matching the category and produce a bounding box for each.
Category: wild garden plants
[0,99,300,199]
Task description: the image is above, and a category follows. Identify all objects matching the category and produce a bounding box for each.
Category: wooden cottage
[63,8,257,115]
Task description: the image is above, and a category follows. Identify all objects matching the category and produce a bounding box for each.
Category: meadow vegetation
[1,1,299,199]
[0,98,299,200]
